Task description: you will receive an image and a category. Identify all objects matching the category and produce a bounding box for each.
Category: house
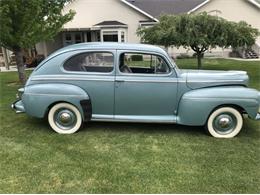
[35,0,260,58]
[35,0,209,56]
[126,0,260,57]
[192,0,260,57]
[1,0,260,68]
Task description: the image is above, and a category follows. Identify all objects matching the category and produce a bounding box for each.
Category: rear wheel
[48,103,82,134]
[206,107,243,138]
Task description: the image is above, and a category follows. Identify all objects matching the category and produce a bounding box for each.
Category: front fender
[177,86,260,126]
[22,83,90,119]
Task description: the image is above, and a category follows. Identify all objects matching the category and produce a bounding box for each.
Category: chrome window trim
[60,50,116,75]
[116,50,176,77]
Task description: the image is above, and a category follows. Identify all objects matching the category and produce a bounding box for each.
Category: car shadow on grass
[82,121,206,136]
[26,116,205,136]
[24,116,259,139]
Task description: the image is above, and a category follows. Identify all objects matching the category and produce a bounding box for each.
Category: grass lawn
[0,58,259,193]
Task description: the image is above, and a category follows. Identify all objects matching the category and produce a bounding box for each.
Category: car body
[12,43,260,137]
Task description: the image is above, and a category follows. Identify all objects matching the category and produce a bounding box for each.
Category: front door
[114,51,178,122]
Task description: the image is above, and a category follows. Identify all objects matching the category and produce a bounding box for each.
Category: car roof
[34,42,169,72]
[53,42,166,55]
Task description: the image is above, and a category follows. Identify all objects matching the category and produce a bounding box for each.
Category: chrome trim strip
[31,76,114,82]
[31,75,178,83]
[118,71,173,77]
[91,114,177,123]
[92,114,114,119]
[25,93,86,97]
[183,97,259,101]
[187,80,245,83]
[115,79,178,83]
[91,118,176,123]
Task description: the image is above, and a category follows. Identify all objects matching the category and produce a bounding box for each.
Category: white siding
[63,0,149,43]
[194,0,260,44]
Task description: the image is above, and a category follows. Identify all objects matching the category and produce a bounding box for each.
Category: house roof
[125,0,207,17]
[122,0,260,19]
[247,0,260,8]
[94,20,127,26]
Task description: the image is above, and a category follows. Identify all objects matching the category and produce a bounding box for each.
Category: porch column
[2,47,10,70]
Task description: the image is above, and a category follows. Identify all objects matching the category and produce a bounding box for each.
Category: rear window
[64,52,114,73]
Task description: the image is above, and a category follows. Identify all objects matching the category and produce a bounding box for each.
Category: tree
[0,0,75,83]
[138,13,259,69]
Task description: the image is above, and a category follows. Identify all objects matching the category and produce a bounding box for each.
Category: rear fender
[22,83,90,120]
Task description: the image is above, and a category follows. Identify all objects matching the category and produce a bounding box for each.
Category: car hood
[180,69,249,89]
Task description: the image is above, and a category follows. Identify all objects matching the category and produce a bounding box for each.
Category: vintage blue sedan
[12,43,260,138]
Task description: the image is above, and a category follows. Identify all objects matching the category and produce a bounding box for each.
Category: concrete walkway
[0,65,34,72]
[226,57,260,61]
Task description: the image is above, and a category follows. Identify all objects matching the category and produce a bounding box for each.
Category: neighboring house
[192,0,260,57]
[127,0,260,57]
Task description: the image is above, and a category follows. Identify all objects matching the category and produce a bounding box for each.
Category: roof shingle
[126,0,207,17]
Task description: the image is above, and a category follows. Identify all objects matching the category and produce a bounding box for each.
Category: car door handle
[115,79,125,82]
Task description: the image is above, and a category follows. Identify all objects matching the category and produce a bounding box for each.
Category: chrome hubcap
[218,117,231,128]
[54,109,76,130]
[213,113,237,134]
[59,112,71,123]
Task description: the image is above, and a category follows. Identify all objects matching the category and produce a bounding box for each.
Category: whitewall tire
[48,103,82,134]
[206,107,243,138]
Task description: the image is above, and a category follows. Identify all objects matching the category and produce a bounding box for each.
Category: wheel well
[44,101,77,119]
[213,104,246,114]
[205,104,246,126]
[80,99,92,121]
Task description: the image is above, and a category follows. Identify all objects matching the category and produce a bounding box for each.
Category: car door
[114,50,178,122]
[62,50,115,119]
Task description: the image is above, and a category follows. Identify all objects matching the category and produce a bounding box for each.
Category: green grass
[0,58,259,193]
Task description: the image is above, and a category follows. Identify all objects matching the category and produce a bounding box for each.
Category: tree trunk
[13,47,26,84]
[197,52,202,69]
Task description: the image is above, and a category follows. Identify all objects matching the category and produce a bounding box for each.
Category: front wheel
[206,107,243,138]
[48,103,82,134]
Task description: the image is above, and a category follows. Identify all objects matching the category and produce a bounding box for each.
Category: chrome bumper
[255,113,260,120]
[11,99,25,114]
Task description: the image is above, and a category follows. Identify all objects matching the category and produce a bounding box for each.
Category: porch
[37,20,128,57]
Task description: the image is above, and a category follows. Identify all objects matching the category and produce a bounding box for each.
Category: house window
[86,32,91,42]
[63,32,84,46]
[75,33,83,43]
[103,31,118,42]
[65,33,73,45]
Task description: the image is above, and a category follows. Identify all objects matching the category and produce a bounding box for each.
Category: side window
[64,52,114,73]
[119,53,170,74]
